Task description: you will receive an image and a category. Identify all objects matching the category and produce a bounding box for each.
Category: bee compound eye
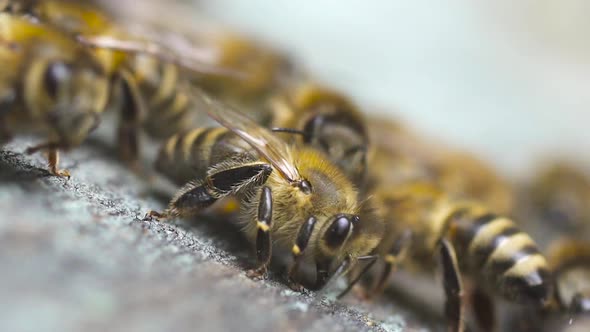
[44,62,71,98]
[299,180,312,194]
[324,215,352,248]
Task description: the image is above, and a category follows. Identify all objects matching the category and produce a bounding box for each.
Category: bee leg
[368,230,412,298]
[47,148,70,179]
[439,239,465,332]
[116,70,146,173]
[0,88,15,143]
[246,186,273,280]
[471,287,495,332]
[156,162,272,219]
[287,216,318,291]
[336,255,378,299]
[152,180,217,219]
[25,142,70,178]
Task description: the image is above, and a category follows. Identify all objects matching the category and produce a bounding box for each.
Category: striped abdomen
[130,55,198,139]
[446,207,552,306]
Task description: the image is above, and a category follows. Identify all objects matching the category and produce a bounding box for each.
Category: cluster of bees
[1,1,588,330]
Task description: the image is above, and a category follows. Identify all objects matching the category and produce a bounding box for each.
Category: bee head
[301,113,368,186]
[314,208,383,288]
[25,48,109,146]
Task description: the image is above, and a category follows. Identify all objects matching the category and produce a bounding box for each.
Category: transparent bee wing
[193,89,302,183]
[76,34,247,79]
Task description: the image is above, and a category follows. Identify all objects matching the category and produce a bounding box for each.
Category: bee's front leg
[439,239,465,332]
[247,186,273,280]
[286,216,317,291]
[115,69,146,173]
[367,230,412,298]
[25,142,70,178]
[152,161,272,219]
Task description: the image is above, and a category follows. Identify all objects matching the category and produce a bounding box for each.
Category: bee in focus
[0,13,109,176]
[150,91,383,289]
[267,83,370,189]
[350,117,550,332]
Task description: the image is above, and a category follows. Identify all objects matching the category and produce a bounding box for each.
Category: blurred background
[194,0,590,178]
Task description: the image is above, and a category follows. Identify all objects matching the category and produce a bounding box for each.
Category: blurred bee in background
[522,163,590,311]
[192,31,299,113]
[505,162,590,331]
[342,116,549,332]
[150,92,383,290]
[365,116,514,214]
[0,13,109,176]
[3,0,244,168]
[267,83,370,189]
[546,239,590,313]
[519,163,590,243]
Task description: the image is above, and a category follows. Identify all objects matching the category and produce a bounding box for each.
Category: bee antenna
[336,255,378,299]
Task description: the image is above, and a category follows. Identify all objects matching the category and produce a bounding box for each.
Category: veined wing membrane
[193,89,302,183]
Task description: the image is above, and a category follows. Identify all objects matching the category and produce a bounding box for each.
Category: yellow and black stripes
[155,127,229,184]
[131,56,195,139]
[446,209,551,305]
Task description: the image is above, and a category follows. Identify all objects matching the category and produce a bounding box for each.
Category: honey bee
[351,117,550,331]
[0,13,109,176]
[266,83,370,189]
[150,91,383,289]
[546,239,590,313]
[4,0,240,165]
[523,162,590,240]
[508,162,590,329]
[365,115,514,214]
[192,32,298,108]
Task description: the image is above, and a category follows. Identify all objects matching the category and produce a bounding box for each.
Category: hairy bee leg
[160,162,272,219]
[471,287,495,332]
[116,69,145,171]
[246,186,273,279]
[287,216,317,291]
[157,181,217,219]
[439,239,465,332]
[369,230,412,298]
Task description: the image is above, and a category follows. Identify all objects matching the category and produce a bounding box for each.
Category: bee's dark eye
[324,215,353,248]
[299,180,312,194]
[44,62,70,98]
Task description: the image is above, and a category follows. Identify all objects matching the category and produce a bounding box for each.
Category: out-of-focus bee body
[0,13,109,176]
[268,84,370,189]
[5,0,213,162]
[508,163,590,329]
[366,116,514,214]
[194,33,297,112]
[547,239,590,313]
[359,117,548,331]
[151,93,383,289]
[372,181,551,301]
[522,163,590,243]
